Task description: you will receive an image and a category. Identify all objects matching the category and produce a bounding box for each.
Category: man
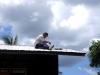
[34,32,54,50]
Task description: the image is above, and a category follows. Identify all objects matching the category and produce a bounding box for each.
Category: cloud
[0,0,53,38]
[0,24,13,37]
[0,40,5,44]
[19,37,35,45]
[84,69,97,75]
[59,55,85,67]
[62,0,100,6]
[59,5,89,30]
[0,0,100,51]
[78,67,98,75]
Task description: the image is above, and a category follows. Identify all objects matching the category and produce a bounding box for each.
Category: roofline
[0,45,86,56]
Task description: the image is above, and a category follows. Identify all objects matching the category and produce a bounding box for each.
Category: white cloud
[0,40,5,44]
[0,0,36,7]
[60,5,90,30]
[81,47,89,53]
[0,0,25,6]
[50,1,71,30]
[78,67,98,75]
[85,69,97,75]
[91,38,100,41]
[30,12,40,22]
[19,37,35,46]
[88,37,100,47]
[51,1,66,20]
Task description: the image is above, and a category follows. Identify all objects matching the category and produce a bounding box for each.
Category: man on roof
[34,32,54,50]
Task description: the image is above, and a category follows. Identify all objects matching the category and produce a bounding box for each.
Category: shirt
[34,34,48,47]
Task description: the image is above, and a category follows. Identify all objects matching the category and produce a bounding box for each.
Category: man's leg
[35,43,51,50]
[46,43,54,50]
[35,43,43,49]
[43,44,49,49]
[49,44,54,50]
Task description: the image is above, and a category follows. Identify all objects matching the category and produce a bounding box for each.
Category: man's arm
[43,41,51,44]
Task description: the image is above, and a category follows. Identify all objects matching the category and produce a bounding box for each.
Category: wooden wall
[0,54,58,75]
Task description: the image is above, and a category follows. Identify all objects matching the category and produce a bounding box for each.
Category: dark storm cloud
[0,0,100,51]
[66,40,90,50]
[49,25,96,49]
[0,0,53,38]
[63,0,100,6]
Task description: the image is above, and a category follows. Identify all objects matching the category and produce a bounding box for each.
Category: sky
[0,0,100,75]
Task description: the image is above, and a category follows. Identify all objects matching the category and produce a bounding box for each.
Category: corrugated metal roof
[0,45,86,56]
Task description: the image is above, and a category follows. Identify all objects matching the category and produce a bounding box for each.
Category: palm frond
[13,35,18,45]
[2,36,12,45]
[2,35,18,45]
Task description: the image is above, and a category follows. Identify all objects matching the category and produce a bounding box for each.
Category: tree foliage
[2,35,18,45]
[89,40,100,67]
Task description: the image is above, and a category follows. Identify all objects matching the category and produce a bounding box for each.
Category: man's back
[34,34,48,47]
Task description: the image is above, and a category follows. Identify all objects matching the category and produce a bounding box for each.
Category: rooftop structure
[0,45,86,56]
[0,45,86,75]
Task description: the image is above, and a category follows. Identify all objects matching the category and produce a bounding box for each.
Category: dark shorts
[35,43,49,49]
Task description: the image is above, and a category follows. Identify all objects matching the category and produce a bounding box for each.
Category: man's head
[43,32,48,38]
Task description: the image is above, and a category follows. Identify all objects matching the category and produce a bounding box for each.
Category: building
[59,72,62,75]
[0,45,86,75]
